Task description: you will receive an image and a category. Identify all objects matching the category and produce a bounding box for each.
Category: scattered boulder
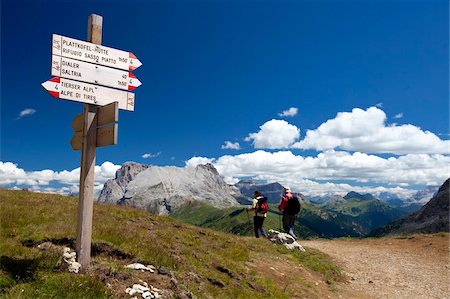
[267,229,306,251]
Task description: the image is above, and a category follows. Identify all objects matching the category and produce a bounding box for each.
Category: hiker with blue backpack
[247,190,269,238]
[278,187,301,239]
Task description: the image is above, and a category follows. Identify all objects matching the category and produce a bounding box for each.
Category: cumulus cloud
[245,119,300,149]
[278,107,298,117]
[16,108,36,119]
[142,152,161,159]
[393,113,403,119]
[221,141,241,150]
[292,107,450,155]
[0,161,120,194]
[185,157,215,168]
[186,150,449,196]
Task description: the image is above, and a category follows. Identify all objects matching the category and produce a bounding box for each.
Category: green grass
[1,190,343,298]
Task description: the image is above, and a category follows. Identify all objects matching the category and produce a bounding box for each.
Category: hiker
[247,190,268,238]
[278,187,301,239]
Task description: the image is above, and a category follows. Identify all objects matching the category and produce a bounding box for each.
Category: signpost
[42,77,135,111]
[51,55,142,91]
[52,34,142,71]
[41,14,142,271]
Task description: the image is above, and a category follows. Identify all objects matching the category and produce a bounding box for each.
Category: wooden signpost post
[41,14,142,271]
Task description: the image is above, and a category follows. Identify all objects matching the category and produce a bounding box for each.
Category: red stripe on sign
[49,91,60,98]
[49,77,61,83]
[129,53,137,59]
[129,65,136,71]
[128,86,136,91]
[129,72,136,78]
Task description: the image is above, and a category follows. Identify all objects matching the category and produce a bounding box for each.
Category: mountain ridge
[98,162,242,214]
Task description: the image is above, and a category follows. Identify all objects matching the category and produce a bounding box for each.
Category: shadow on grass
[0,256,39,282]
[21,237,134,260]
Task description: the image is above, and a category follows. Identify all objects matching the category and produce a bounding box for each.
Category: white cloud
[376,103,383,108]
[0,161,121,194]
[245,119,300,149]
[292,107,450,154]
[221,141,241,150]
[278,107,298,117]
[185,157,215,168]
[393,112,403,119]
[16,108,36,119]
[142,152,161,159]
[186,150,449,196]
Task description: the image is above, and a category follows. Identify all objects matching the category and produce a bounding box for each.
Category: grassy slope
[0,190,342,298]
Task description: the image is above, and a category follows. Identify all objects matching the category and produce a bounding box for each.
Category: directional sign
[70,102,119,150]
[97,102,118,127]
[52,34,142,71]
[72,112,84,133]
[51,55,142,91]
[42,77,135,111]
[97,123,118,148]
[70,123,118,151]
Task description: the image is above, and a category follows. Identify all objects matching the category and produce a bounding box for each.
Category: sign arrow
[42,77,135,111]
[52,34,142,71]
[51,55,142,91]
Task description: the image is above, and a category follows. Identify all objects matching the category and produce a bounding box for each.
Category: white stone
[142,291,153,298]
[132,284,150,293]
[68,261,81,273]
[126,263,155,272]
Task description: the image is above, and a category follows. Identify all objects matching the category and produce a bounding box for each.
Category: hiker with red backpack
[278,187,301,239]
[247,190,269,238]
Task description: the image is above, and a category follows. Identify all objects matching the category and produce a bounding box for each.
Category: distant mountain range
[371,179,449,236]
[98,162,445,238]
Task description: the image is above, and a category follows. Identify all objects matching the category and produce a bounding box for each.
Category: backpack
[256,196,269,214]
[287,196,301,215]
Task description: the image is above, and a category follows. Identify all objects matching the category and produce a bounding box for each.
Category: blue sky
[1,0,449,197]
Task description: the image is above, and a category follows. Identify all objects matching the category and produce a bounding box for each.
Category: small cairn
[61,247,81,273]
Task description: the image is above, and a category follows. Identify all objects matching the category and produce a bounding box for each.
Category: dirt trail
[302,234,449,299]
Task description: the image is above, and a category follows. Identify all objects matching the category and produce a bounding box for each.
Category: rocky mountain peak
[115,162,150,182]
[195,163,219,176]
[98,163,242,215]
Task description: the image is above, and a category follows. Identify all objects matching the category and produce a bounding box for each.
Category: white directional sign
[41,77,135,111]
[52,34,142,71]
[51,55,142,91]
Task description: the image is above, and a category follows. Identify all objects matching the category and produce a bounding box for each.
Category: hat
[254,190,262,197]
[284,187,292,193]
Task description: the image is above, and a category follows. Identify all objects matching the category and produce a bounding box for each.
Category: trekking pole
[279,212,282,231]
